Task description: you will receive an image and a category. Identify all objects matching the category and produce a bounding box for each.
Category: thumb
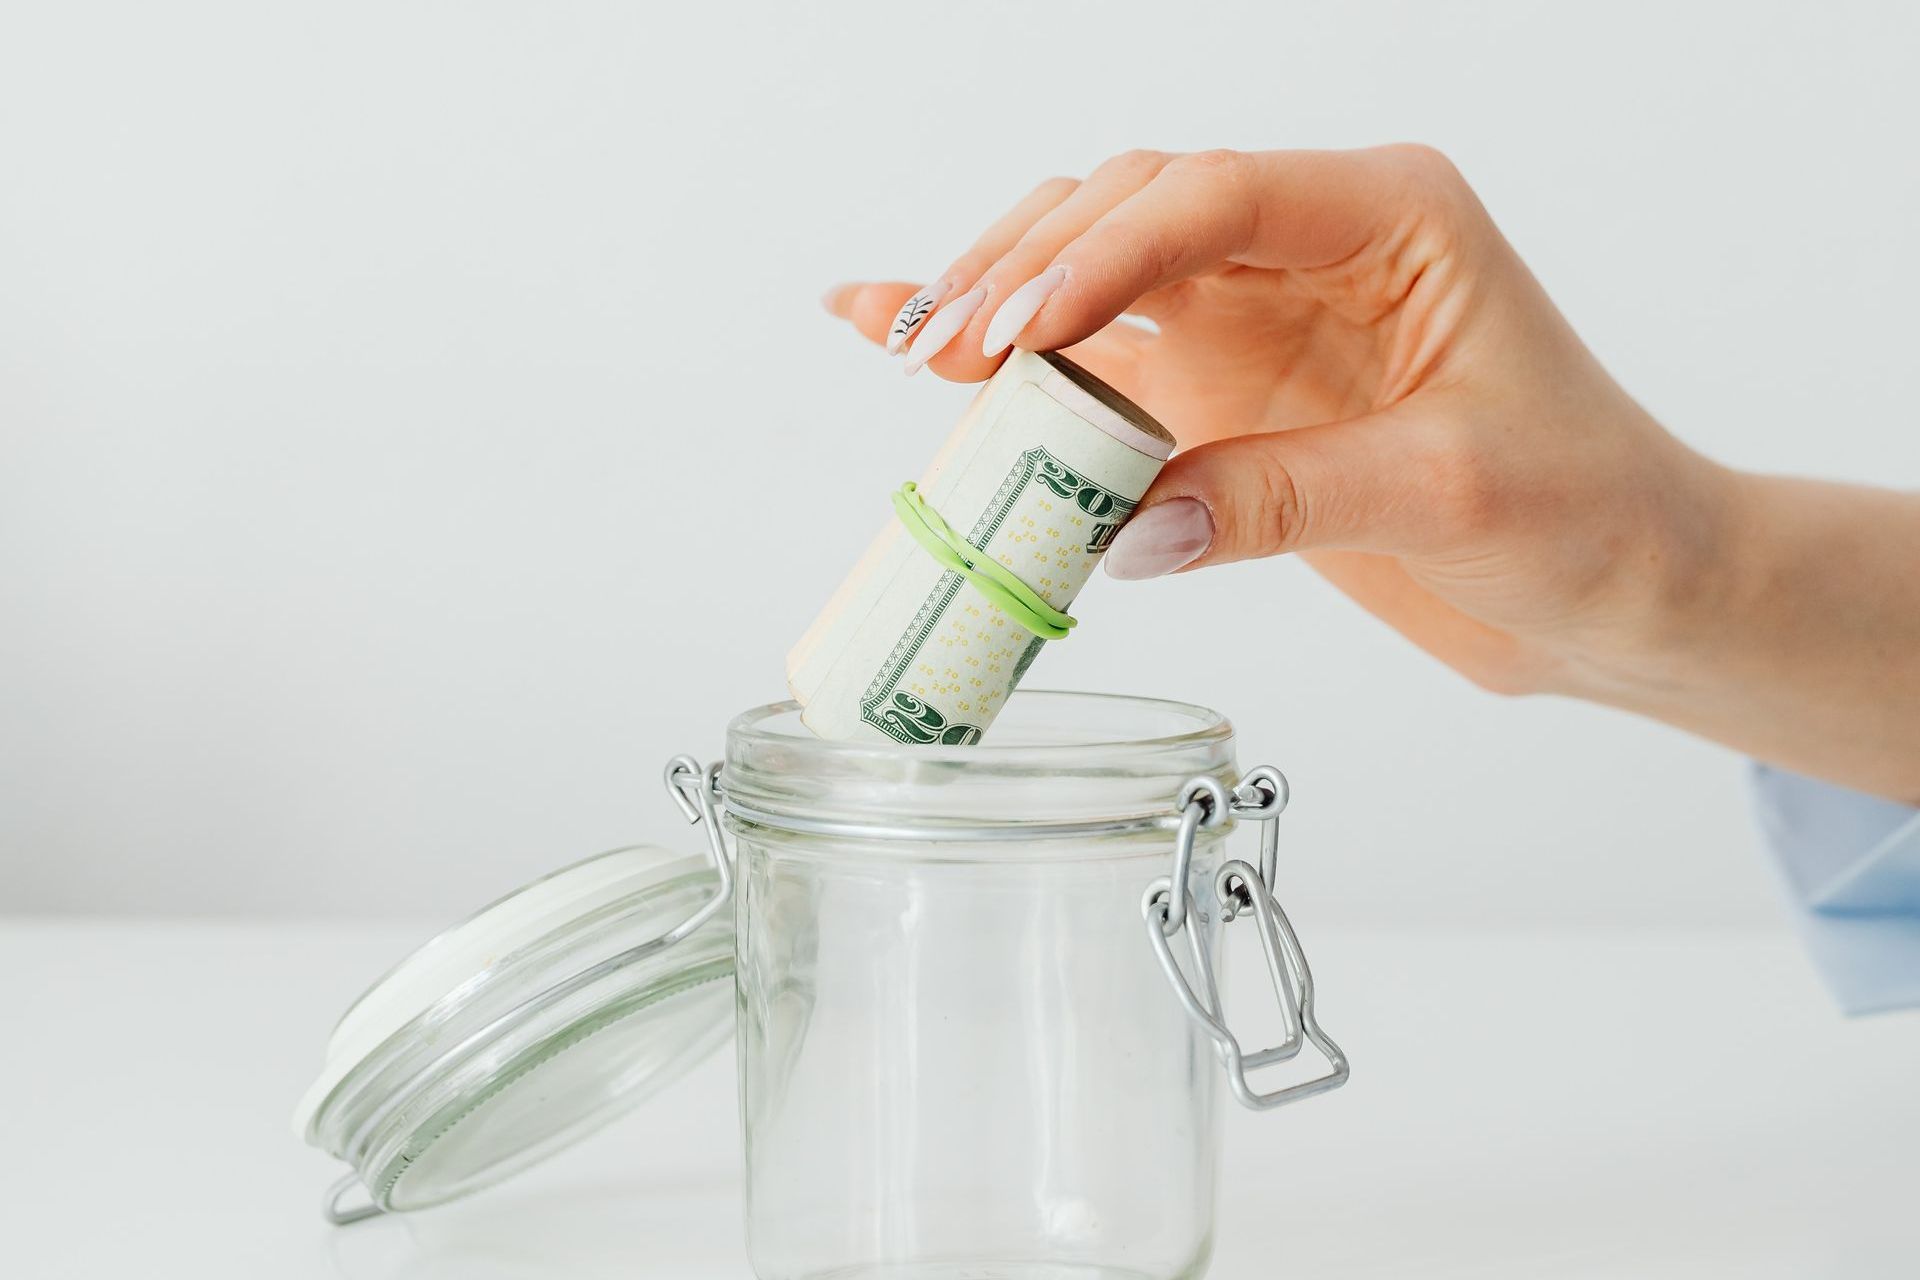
[1104,406,1445,580]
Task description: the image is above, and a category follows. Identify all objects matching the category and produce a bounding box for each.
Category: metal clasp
[1142,767,1350,1112]
[661,754,733,945]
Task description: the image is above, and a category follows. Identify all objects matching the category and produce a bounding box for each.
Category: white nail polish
[885,280,952,354]
[1103,498,1213,580]
[981,266,1067,358]
[902,285,988,375]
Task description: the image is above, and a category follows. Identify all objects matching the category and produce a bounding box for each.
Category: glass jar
[727,692,1233,1279]
[296,690,1347,1279]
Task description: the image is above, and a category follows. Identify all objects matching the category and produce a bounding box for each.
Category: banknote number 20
[878,691,984,746]
[1034,456,1138,553]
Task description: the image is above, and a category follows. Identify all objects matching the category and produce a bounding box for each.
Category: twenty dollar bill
[788,349,1175,745]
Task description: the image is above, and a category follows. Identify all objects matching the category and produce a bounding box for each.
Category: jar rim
[728,689,1232,762]
[722,690,1239,839]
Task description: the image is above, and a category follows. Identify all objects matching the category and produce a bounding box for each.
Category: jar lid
[294,843,734,1215]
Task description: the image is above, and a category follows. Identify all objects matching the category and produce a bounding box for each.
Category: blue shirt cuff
[1751,763,1920,1015]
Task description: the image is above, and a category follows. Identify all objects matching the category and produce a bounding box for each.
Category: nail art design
[981,266,1068,358]
[886,280,951,354]
[903,285,989,376]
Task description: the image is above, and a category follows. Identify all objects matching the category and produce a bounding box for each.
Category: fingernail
[1103,498,1213,580]
[821,284,851,314]
[903,285,989,375]
[981,265,1067,358]
[885,279,952,354]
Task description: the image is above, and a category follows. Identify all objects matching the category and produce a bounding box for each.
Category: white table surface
[3,917,1916,1279]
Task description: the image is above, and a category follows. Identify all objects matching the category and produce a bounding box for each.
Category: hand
[825,145,1730,699]
[827,146,1920,800]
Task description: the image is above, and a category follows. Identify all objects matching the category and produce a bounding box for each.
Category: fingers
[1104,395,1465,578]
[869,152,1172,379]
[836,145,1470,388]
[883,176,1081,356]
[1006,146,1461,358]
[910,149,1175,378]
[820,277,1146,383]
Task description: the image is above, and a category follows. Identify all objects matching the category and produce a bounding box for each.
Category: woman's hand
[825,146,1920,800]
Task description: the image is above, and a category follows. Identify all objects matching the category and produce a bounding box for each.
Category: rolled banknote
[788,348,1175,744]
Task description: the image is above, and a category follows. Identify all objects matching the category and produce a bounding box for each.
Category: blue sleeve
[1751,762,1920,1015]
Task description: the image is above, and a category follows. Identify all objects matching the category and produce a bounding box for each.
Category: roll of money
[788,349,1175,745]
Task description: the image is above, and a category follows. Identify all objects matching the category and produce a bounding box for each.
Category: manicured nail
[1103,498,1213,580]
[885,280,952,354]
[821,284,852,314]
[903,285,988,375]
[981,266,1067,358]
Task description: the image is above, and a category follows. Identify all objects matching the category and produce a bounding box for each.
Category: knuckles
[1376,142,1472,208]
[1078,217,1171,283]
[1249,453,1308,553]
[1093,148,1171,182]
[1166,444,1308,560]
[1380,141,1459,178]
[1165,148,1251,184]
[1031,176,1082,204]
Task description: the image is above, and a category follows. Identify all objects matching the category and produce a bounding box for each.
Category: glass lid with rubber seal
[294,761,735,1221]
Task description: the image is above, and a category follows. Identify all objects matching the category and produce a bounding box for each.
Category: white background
[3,0,1917,930]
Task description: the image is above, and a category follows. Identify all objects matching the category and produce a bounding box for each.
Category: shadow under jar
[725,691,1313,1280]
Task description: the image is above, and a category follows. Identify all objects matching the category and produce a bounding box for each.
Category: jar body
[725,693,1235,1280]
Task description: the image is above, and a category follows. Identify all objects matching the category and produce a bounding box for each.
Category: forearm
[1589,469,1920,803]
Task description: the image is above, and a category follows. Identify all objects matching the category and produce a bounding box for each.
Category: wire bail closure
[662,752,736,935]
[1141,767,1350,1112]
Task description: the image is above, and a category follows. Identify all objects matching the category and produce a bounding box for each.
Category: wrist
[1563,463,1920,801]
[1553,448,1763,709]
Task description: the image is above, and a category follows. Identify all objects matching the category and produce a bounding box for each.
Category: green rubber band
[891,482,1077,641]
